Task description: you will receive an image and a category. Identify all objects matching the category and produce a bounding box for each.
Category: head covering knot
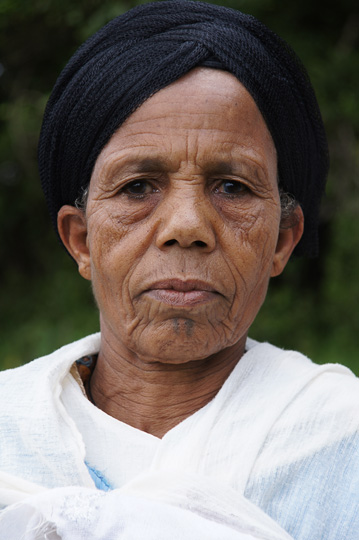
[38,0,328,256]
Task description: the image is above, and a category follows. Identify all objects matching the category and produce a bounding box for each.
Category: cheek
[87,201,152,264]
[226,202,280,264]
[248,211,279,264]
[222,204,280,313]
[85,210,145,316]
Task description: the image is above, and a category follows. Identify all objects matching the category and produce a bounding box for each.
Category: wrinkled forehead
[90,68,278,195]
[96,68,275,149]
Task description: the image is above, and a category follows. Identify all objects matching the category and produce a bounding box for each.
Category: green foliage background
[0,0,358,372]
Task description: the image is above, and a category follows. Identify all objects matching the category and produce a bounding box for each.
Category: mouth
[143,279,220,307]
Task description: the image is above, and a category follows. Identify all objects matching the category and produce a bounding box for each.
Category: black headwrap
[38,0,329,257]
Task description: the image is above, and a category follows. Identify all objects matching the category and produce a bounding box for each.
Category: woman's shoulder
[0,333,101,490]
[247,338,358,392]
[0,333,101,389]
[245,343,359,540]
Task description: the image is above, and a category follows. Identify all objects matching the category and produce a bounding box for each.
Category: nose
[155,189,216,252]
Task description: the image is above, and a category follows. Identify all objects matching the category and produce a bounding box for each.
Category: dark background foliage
[0,0,358,372]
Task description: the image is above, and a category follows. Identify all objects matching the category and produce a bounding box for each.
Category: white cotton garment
[0,476,293,540]
[60,370,160,489]
[0,333,359,540]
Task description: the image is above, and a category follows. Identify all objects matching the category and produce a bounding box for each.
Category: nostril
[164,239,177,246]
[163,239,207,248]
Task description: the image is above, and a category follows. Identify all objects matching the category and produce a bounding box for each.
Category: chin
[143,340,213,365]
[131,319,235,365]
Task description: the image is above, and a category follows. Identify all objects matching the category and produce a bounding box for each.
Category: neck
[89,330,246,438]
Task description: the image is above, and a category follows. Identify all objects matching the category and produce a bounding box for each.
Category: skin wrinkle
[98,153,271,200]
[185,319,194,337]
[58,68,303,437]
[94,326,245,424]
[173,318,180,335]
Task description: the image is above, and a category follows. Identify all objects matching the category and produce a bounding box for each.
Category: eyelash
[119,178,249,200]
[120,179,159,199]
[213,179,249,198]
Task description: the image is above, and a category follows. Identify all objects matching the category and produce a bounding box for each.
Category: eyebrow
[203,160,266,183]
[130,158,264,177]
[126,157,172,173]
[105,156,267,185]
[203,161,234,175]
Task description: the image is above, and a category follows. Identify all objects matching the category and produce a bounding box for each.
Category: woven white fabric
[60,371,160,489]
[0,334,359,539]
[0,477,293,540]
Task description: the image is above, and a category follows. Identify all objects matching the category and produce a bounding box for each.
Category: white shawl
[0,334,358,539]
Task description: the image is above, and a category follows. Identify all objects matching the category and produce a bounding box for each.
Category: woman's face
[63,69,299,364]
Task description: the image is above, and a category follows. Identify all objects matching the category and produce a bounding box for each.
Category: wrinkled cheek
[236,215,278,274]
[225,226,277,328]
[89,263,116,320]
[87,253,129,332]
[249,209,280,256]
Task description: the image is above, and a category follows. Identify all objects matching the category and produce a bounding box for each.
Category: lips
[143,279,220,307]
[148,279,217,292]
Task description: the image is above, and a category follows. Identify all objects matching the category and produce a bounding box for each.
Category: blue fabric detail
[244,433,359,540]
[85,461,113,492]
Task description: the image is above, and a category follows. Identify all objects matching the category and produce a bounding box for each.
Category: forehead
[92,68,276,179]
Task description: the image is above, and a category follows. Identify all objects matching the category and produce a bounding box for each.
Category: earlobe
[271,206,304,277]
[57,205,92,280]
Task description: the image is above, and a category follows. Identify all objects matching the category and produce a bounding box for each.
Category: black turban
[38,0,329,257]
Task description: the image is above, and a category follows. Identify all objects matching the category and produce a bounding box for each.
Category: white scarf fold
[0,333,357,539]
[0,472,293,540]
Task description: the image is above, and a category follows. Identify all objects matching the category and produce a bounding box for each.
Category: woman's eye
[215,180,247,195]
[122,180,154,196]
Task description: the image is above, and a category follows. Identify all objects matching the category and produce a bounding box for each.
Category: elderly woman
[0,2,358,539]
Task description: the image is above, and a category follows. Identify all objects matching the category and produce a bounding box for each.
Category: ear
[57,205,91,280]
[271,206,304,277]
